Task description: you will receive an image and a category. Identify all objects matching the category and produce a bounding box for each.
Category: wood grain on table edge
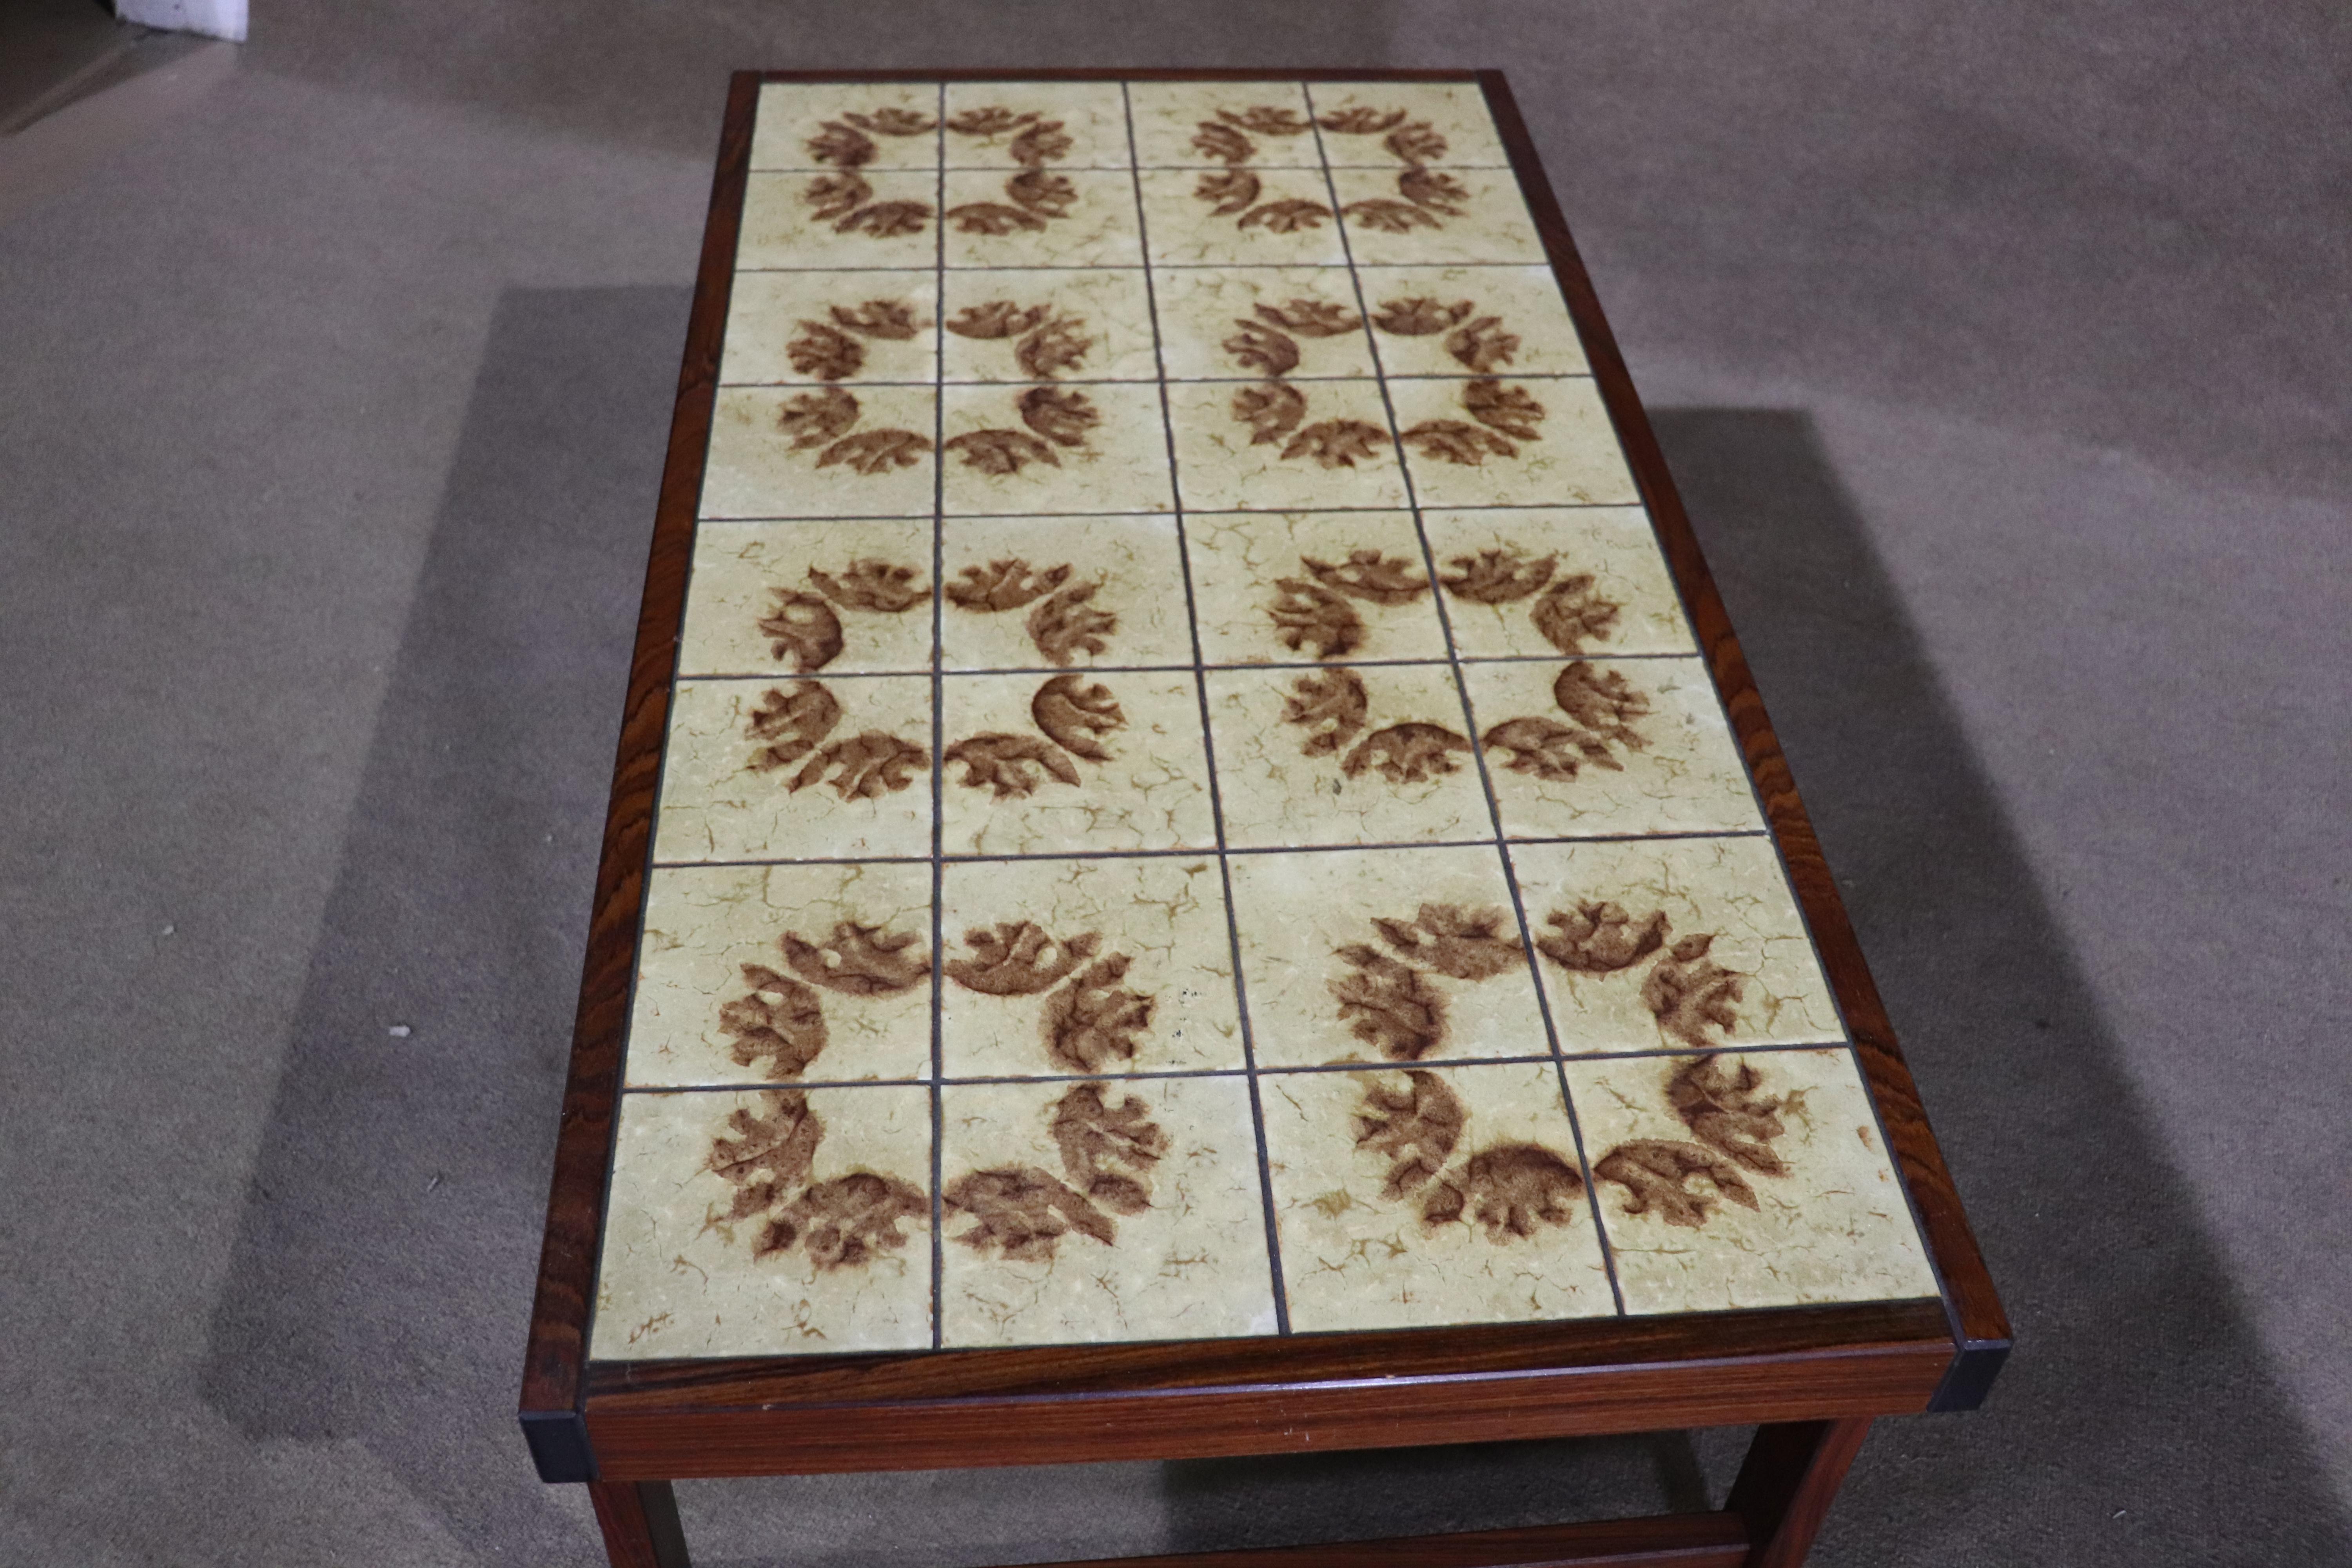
[1471,71,2010,1400]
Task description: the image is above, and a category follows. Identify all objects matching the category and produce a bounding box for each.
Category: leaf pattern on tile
[806,122,880,169]
[1195,169,1262,216]
[1040,956,1158,1073]
[1341,198,1441,234]
[1528,886,1755,1050]
[943,118,1083,236]
[1341,721,1473,785]
[1371,903,1525,981]
[819,427,933,474]
[1232,381,1307,445]
[1007,169,1079,216]
[947,201,1047,235]
[1397,377,1549,465]
[1422,1144,1586,1240]
[1644,933,1749,1051]
[1353,1069,1466,1196]
[944,427,1061,474]
[1552,662,1651,748]
[1050,1082,1169,1209]
[844,107,936,138]
[1463,377,1546,440]
[1318,106,1409,135]
[1026,584,1117,666]
[781,919,930,996]
[1268,577,1366,659]
[946,921,1101,995]
[1438,546,1556,604]
[1445,315,1519,373]
[945,388,1100,476]
[1329,944,1448,1061]
[1593,1055,1806,1231]
[802,171,935,236]
[786,321,867,380]
[768,1171,930,1269]
[1529,574,1623,653]
[784,730,927,800]
[1008,120,1074,167]
[1256,298,1363,337]
[1031,673,1124,757]
[944,732,1083,797]
[1399,418,1516,463]
[946,557,1072,612]
[1534,900,1670,975]
[1192,120,1256,166]
[1370,296,1475,336]
[1223,320,1302,376]
[779,387,862,449]
[1283,419,1389,468]
[1398,167,1472,214]
[1666,1054,1789,1176]
[1477,716,1617,782]
[717,966,829,1078]
[1479,662,1651,782]
[746,679,844,767]
[1592,1138,1758,1230]
[808,558,926,613]
[1279,667,1370,756]
[946,105,1032,138]
[705,1089,928,1269]
[944,1165,1115,1260]
[946,301,1053,339]
[1020,386,1100,446]
[947,302,1098,379]
[1301,548,1428,606]
[944,106,1075,171]
[708,1090,825,1213]
[1238,198,1335,233]
[1317,105,1450,167]
[777,387,935,478]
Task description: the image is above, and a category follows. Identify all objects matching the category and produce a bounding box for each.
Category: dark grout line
[926,84,949,1352]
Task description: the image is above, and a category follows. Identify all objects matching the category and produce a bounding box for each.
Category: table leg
[1724,1419,1873,1568]
[589,1479,691,1568]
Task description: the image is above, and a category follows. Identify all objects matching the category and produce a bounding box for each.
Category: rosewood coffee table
[520,69,2008,1568]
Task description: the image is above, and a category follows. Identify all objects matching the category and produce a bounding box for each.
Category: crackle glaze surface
[592,79,1936,1361]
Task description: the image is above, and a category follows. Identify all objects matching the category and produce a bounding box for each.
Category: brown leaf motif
[1030,672,1123,757]
[1353,1069,1466,1197]
[787,321,865,380]
[1385,122,1449,165]
[944,1166,1114,1261]
[1040,956,1157,1073]
[1330,945,1448,1062]
[1341,721,1473,785]
[1194,167,1261,214]
[944,732,1082,797]
[1446,316,1519,373]
[837,200,933,237]
[1019,385,1100,446]
[778,386,860,449]
[1399,418,1515,464]
[831,299,919,339]
[944,427,1060,475]
[945,105,1033,138]
[1302,548,1428,605]
[808,558,926,613]
[818,428,932,475]
[1282,419,1389,468]
[717,965,828,1078]
[708,1090,825,1216]
[746,679,844,766]
[1254,298,1363,337]
[1371,296,1474,335]
[1280,668,1369,756]
[1220,105,1313,136]
[1318,107,1409,135]
[1222,321,1301,377]
[1593,1140,1757,1229]
[1008,120,1074,167]
[753,592,845,674]
[781,920,930,996]
[1267,577,1367,659]
[1530,574,1622,653]
[844,107,935,137]
[1016,316,1092,378]
[764,1171,927,1269]
[1439,546,1556,604]
[1668,1055,1788,1176]
[1479,714,1619,782]
[1238,198,1334,232]
[1643,933,1747,1050]
[1553,661,1651,749]
[1027,586,1117,666]
[784,731,926,800]
[1232,380,1306,445]
[946,301,1053,339]
[1535,900,1670,975]
[1192,122,1256,166]
[945,921,1100,996]
[1050,1082,1169,1209]
[1398,167,1471,213]
[1463,377,1546,441]
[946,557,1071,612]
[804,123,876,169]
[946,201,1047,236]
[1422,1144,1585,1240]
[1342,197,1440,233]
[1371,903,1524,982]
[1006,169,1078,216]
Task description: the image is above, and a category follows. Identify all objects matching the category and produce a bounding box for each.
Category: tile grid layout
[591,79,1942,1363]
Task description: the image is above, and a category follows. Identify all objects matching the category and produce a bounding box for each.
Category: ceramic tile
[942,170,1143,268]
[1136,170,1350,268]
[1422,507,1694,660]
[1183,510,1448,666]
[1564,1048,1938,1313]
[592,1085,933,1358]
[940,515,1192,671]
[939,268,1158,382]
[1261,1061,1614,1332]
[1227,845,1549,1068]
[1359,265,1588,378]
[1330,167,1545,266]
[1164,379,1408,512]
[1128,83,1321,168]
[939,855,1243,1077]
[720,270,939,386]
[680,520,934,677]
[653,676,933,863]
[737,171,940,272]
[750,83,942,172]
[701,385,938,520]
[1388,377,1640,509]
[1460,658,1762,840]
[940,670,1215,856]
[939,1076,1275,1347]
[626,862,935,1087]
[942,82,1131,169]
[1506,837,1842,1055]
[939,381,1174,516]
[1303,82,1511,169]
[1150,267,1377,379]
[1206,664,1490,849]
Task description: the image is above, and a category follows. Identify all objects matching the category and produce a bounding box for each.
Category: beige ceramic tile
[939,268,1158,382]
[1150,267,1376,379]
[940,515,1192,670]
[940,670,1214,856]
[1128,82,1320,168]
[701,385,938,520]
[720,270,939,386]
[750,82,942,172]
[737,171,939,272]
[626,862,935,1088]
[680,520,934,677]
[1506,837,1842,1055]
[942,82,1131,169]
[1261,1061,1615,1332]
[939,381,1173,517]
[1330,167,1545,265]
[1422,507,1694,660]
[1565,1048,1938,1313]
[1461,658,1762,840]
[939,855,1243,1077]
[1304,82,1512,169]
[1227,845,1547,1068]
[1184,510,1447,666]
[1359,265,1588,378]
[592,1085,933,1359]
[939,1076,1275,1347]
[1136,169,1349,268]
[1388,377,1640,510]
[1165,379,1407,512]
[653,676,933,863]
[941,169,1142,268]
[1207,664,1490,849]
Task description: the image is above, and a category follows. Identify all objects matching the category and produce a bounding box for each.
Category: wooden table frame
[519,67,2009,1568]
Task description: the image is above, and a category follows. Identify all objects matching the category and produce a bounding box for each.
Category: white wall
[116,0,247,44]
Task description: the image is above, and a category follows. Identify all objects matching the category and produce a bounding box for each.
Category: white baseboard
[116,0,247,44]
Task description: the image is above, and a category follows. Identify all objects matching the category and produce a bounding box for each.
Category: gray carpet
[1,4,2346,1564]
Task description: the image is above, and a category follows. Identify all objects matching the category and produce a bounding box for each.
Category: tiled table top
[588,78,1940,1363]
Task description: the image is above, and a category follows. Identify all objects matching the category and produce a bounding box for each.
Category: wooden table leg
[1724,1419,1873,1568]
[589,1479,691,1568]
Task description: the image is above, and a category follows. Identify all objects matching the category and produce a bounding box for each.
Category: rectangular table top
[523,70,2005,1482]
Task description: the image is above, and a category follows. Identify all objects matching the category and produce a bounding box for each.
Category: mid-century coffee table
[520,69,2008,1568]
